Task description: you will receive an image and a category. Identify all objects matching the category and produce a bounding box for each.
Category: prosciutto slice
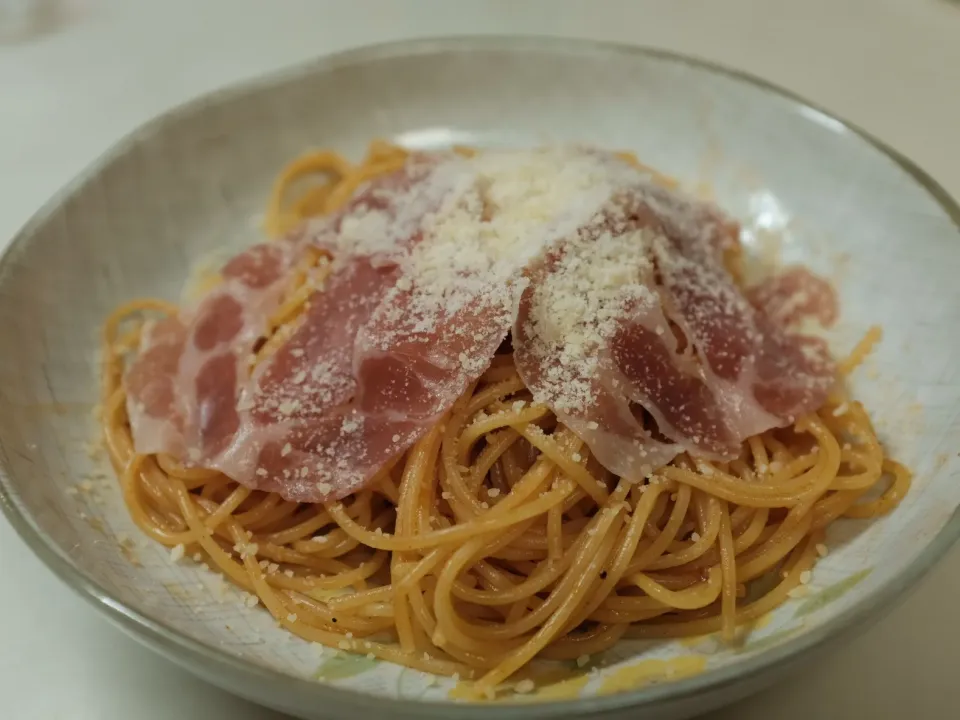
[125,241,302,461]
[125,154,462,474]
[746,266,839,329]
[205,155,480,497]
[514,181,835,480]
[124,315,189,456]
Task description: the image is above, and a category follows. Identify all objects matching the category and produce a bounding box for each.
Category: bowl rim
[2,34,960,719]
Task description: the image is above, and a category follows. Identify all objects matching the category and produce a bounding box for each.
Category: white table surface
[2,1,960,718]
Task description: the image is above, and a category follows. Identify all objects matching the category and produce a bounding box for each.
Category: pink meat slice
[514,182,836,481]
[231,273,515,502]
[207,155,479,498]
[124,242,301,461]
[641,184,836,431]
[123,315,189,456]
[209,257,407,495]
[227,217,524,502]
[512,204,690,481]
[746,266,839,329]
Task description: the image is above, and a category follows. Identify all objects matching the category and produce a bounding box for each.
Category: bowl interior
[2,38,960,709]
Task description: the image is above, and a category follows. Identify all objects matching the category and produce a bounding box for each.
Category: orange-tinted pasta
[100,143,908,697]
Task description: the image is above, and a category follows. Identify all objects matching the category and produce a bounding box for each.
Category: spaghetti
[100,143,909,696]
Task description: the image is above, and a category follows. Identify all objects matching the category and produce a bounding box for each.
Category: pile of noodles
[100,142,909,696]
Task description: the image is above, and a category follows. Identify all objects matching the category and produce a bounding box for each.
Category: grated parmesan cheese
[364,149,631,377]
[515,679,535,694]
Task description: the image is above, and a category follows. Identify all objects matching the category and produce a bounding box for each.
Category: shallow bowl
[2,36,960,720]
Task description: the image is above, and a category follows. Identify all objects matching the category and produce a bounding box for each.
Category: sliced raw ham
[640,185,835,430]
[124,316,188,456]
[209,256,405,492]
[513,204,691,480]
[125,241,301,461]
[207,154,480,497]
[515,180,836,480]
[746,266,838,329]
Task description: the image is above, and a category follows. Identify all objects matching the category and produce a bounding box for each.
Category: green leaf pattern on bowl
[315,652,380,681]
[795,568,873,618]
